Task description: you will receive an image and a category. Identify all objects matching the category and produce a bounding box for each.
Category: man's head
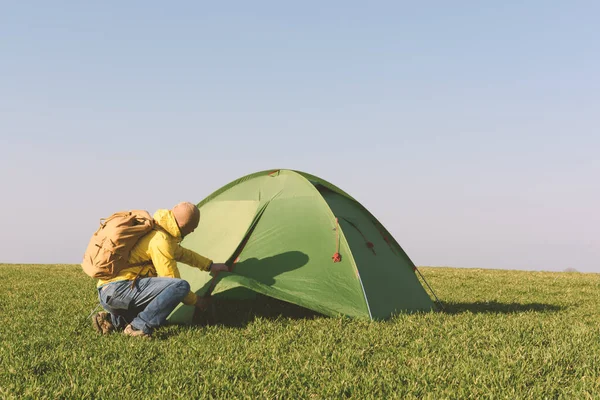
[171,202,200,238]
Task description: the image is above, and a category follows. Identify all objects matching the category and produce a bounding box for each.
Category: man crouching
[91,202,228,338]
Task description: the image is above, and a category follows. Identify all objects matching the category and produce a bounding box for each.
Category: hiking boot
[92,312,114,335]
[123,324,151,339]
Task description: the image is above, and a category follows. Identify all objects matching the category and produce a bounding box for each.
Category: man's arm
[148,238,198,305]
[174,245,213,271]
[148,239,180,278]
[174,245,229,274]
[149,238,230,307]
[174,246,231,310]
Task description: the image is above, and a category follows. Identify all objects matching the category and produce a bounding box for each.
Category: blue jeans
[98,277,190,335]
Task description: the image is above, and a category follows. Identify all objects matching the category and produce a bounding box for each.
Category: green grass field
[1,264,599,399]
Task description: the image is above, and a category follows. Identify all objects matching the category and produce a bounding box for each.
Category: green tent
[169,169,433,322]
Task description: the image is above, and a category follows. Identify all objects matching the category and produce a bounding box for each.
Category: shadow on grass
[160,299,565,338]
[441,301,564,314]
[192,294,324,328]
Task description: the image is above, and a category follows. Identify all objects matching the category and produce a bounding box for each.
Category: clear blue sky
[1,1,598,272]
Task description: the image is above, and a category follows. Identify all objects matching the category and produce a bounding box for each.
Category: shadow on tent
[194,250,323,327]
[440,301,564,314]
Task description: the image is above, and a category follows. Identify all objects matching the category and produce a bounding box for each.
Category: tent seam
[291,171,374,320]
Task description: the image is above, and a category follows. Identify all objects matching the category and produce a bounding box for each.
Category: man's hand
[210,263,230,275]
[195,296,210,311]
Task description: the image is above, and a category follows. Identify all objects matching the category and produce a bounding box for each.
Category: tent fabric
[168,169,433,322]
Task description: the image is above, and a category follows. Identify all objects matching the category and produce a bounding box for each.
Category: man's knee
[175,279,190,295]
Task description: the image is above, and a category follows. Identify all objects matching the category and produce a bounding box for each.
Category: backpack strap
[127,260,154,288]
[129,260,153,268]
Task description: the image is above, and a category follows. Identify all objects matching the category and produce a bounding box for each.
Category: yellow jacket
[97,209,212,305]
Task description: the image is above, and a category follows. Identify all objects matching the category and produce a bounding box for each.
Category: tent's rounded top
[196,169,357,208]
[290,170,357,202]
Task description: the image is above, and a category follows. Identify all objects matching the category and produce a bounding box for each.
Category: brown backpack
[82,210,155,279]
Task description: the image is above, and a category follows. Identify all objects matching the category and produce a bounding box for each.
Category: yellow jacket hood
[153,209,182,241]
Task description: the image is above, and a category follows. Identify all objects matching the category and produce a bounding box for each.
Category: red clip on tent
[169,169,433,322]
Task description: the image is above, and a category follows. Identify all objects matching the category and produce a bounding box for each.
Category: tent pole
[414,267,445,311]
